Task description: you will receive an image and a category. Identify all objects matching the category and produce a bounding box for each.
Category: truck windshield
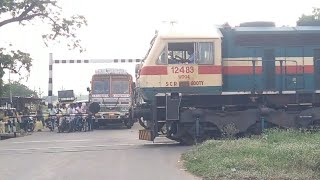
[92,81,110,94]
[112,81,129,94]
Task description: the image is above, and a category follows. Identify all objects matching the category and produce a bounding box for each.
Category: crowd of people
[45,102,94,132]
[0,102,95,134]
[0,108,18,133]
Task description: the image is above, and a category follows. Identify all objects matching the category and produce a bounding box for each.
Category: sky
[1,0,320,97]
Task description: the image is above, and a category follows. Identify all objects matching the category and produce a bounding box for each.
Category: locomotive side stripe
[198,66,222,74]
[223,65,314,75]
[140,66,167,75]
[223,66,262,75]
[139,65,223,75]
[139,65,314,75]
[224,57,315,66]
[275,65,314,74]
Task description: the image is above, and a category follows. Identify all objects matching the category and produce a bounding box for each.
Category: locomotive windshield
[112,81,129,94]
[168,42,195,64]
[161,42,214,64]
[92,80,110,94]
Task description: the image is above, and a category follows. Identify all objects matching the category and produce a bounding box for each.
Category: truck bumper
[95,118,129,125]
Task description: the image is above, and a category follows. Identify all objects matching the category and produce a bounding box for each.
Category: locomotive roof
[233,26,320,34]
[220,25,320,46]
[157,24,223,39]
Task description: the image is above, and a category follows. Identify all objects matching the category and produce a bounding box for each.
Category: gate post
[48,53,53,106]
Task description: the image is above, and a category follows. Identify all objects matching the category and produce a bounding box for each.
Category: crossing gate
[48,53,143,105]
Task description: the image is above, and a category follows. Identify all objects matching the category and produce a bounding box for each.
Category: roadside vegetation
[182,129,320,180]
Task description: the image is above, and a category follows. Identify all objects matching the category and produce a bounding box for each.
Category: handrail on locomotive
[223,59,300,93]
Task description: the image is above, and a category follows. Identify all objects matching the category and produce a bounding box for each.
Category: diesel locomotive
[133,22,320,144]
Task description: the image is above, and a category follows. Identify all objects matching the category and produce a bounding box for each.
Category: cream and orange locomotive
[134,22,320,144]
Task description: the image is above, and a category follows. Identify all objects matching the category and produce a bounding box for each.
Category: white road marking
[0,143,141,152]
[0,141,177,152]
[11,139,93,144]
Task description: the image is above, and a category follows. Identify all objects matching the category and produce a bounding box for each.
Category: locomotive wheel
[177,127,212,145]
[183,135,211,145]
[178,133,196,146]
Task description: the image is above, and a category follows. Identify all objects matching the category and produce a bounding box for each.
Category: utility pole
[8,70,12,104]
[38,87,43,98]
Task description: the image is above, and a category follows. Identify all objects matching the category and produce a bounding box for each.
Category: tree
[2,81,37,97]
[297,7,320,26]
[0,0,87,95]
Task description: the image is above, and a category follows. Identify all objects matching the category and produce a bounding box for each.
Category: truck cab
[88,68,134,129]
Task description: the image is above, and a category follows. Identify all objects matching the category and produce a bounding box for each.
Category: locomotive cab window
[167,42,214,64]
[168,42,195,64]
[197,42,214,64]
[157,47,167,64]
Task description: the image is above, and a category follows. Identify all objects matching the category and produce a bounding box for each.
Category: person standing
[75,103,82,130]
[87,103,95,131]
[87,111,94,131]
[20,107,30,132]
[37,108,45,128]
[68,104,76,131]
[5,109,13,133]
[48,105,57,131]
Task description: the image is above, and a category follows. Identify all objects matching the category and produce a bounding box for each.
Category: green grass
[182,129,320,180]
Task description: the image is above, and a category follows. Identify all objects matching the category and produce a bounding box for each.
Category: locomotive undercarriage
[134,92,320,145]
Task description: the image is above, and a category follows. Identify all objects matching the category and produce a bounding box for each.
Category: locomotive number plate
[170,66,194,74]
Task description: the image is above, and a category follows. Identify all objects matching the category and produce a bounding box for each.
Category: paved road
[0,124,198,180]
